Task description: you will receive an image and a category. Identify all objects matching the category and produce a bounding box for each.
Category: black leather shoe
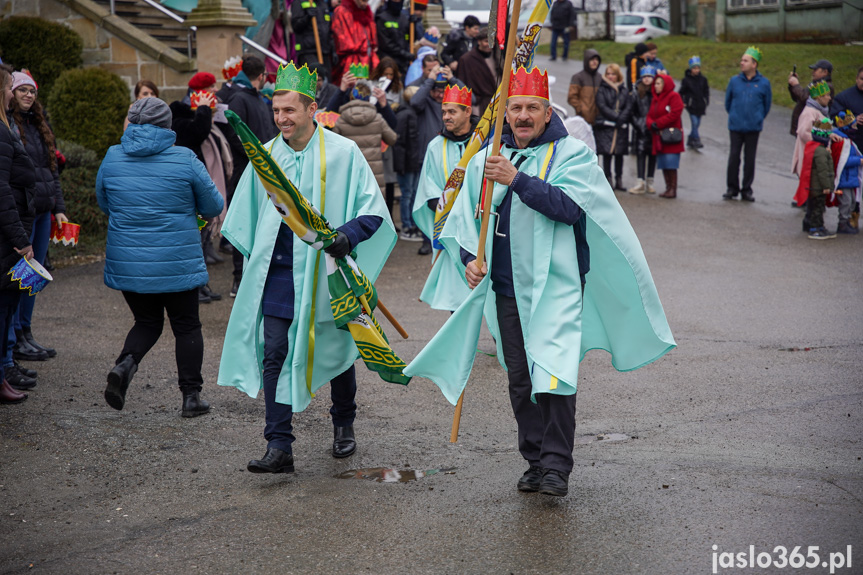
[740,190,755,202]
[200,284,221,301]
[539,469,569,497]
[21,327,56,358]
[6,364,36,390]
[13,337,48,361]
[722,190,739,200]
[332,425,356,458]
[517,465,543,492]
[248,447,295,473]
[13,360,36,378]
[417,241,432,256]
[105,355,137,411]
[181,391,210,417]
[198,287,212,304]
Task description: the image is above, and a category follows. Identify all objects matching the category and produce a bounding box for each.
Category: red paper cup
[51,221,80,246]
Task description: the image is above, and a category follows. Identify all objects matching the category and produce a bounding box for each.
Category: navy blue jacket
[830,86,863,151]
[725,71,772,133]
[263,213,383,319]
[463,113,590,296]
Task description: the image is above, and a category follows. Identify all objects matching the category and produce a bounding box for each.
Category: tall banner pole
[311,15,324,65]
[409,0,416,54]
[450,0,523,443]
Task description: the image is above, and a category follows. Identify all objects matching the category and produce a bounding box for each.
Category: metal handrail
[108,0,197,56]
[238,34,288,65]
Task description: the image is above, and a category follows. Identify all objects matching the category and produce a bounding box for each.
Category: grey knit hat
[127,97,171,129]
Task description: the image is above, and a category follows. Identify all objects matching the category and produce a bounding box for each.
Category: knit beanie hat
[188,72,217,91]
[634,43,648,57]
[11,70,37,91]
[128,97,172,129]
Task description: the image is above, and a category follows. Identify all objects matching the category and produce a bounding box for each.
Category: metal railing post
[110,0,116,14]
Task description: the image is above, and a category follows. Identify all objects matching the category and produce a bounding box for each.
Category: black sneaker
[230,277,241,298]
[517,465,543,492]
[6,364,36,390]
[808,227,836,240]
[538,469,569,497]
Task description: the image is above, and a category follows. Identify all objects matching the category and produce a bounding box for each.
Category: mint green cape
[412,135,472,311]
[218,127,397,411]
[405,135,676,404]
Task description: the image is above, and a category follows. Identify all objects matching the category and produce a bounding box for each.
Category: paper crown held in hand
[349,63,370,79]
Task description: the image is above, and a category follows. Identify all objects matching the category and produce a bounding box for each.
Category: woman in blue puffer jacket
[95,97,223,418]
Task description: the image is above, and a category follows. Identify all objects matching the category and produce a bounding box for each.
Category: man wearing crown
[723,46,771,202]
[412,84,477,311]
[218,63,397,474]
[433,66,674,497]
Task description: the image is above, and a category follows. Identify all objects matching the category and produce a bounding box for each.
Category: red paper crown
[190,91,216,111]
[414,0,428,6]
[443,85,472,107]
[508,66,549,101]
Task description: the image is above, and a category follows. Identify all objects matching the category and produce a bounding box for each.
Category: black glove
[410,13,422,23]
[324,231,351,259]
[650,122,658,131]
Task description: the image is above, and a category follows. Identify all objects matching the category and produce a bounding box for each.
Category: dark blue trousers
[0,290,21,384]
[262,315,357,453]
[496,295,577,475]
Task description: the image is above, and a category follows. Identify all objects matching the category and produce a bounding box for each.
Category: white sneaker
[646,178,656,194]
[628,179,646,194]
[399,228,423,242]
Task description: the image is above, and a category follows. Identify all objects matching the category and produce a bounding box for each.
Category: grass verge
[538,36,863,108]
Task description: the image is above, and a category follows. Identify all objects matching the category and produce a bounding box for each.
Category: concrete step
[91,0,195,57]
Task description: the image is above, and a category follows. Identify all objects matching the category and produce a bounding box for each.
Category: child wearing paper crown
[332,80,398,199]
[831,110,863,234]
[795,118,837,240]
[678,56,709,150]
[792,81,832,190]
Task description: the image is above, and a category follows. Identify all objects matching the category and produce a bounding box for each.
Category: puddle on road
[576,433,631,445]
[337,467,456,483]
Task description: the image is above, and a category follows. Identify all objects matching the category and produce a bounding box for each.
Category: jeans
[550,28,570,60]
[119,289,204,391]
[0,291,21,383]
[262,315,357,452]
[636,152,657,179]
[3,211,52,368]
[727,130,760,194]
[496,295,577,474]
[396,171,419,231]
[689,113,702,141]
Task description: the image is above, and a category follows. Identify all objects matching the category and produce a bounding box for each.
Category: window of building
[728,0,778,10]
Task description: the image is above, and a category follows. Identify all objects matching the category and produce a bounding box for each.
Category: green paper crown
[349,63,369,79]
[275,62,317,99]
[809,80,830,98]
[744,46,762,63]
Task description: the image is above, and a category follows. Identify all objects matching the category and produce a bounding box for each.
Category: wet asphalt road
[1,53,861,575]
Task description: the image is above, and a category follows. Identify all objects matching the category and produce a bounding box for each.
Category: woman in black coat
[0,65,36,403]
[593,63,633,191]
[628,64,658,194]
[7,70,67,361]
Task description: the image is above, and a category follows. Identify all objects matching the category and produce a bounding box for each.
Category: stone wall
[0,0,196,102]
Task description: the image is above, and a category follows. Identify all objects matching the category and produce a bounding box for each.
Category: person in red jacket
[647,72,685,198]
[331,0,379,85]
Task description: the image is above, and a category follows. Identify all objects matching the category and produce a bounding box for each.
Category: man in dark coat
[568,49,602,124]
[441,15,480,71]
[455,30,497,116]
[830,66,863,152]
[624,42,648,92]
[788,59,833,137]
[549,0,574,62]
[223,56,278,143]
[291,0,334,76]
[376,0,414,74]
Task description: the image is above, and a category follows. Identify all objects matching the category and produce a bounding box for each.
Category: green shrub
[57,138,101,170]
[0,16,83,98]
[48,68,129,157]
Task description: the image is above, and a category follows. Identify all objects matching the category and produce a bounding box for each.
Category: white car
[614,12,670,43]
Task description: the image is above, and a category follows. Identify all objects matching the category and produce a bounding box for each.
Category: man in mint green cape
[412,85,477,311]
[404,66,675,497]
[218,64,396,474]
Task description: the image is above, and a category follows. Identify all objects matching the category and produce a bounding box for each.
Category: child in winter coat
[393,86,423,240]
[678,56,709,149]
[628,64,657,194]
[831,110,863,234]
[795,118,836,239]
